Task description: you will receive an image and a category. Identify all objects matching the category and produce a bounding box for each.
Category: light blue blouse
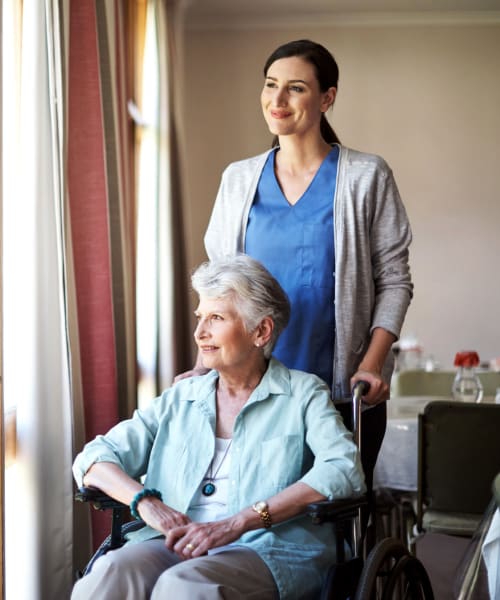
[245,146,339,388]
[73,358,365,600]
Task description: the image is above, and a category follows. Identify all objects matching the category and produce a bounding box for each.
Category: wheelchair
[76,382,434,599]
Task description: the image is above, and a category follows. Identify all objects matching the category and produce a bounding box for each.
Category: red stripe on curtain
[68,0,119,550]
[68,0,119,441]
[95,0,138,423]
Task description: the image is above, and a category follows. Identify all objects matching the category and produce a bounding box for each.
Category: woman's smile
[270,109,292,119]
[199,344,219,352]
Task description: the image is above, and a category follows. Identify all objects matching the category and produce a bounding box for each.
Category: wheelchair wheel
[320,557,364,600]
[381,554,434,600]
[354,537,434,600]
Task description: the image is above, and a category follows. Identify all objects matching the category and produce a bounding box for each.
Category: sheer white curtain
[3,0,73,598]
[136,0,191,403]
[3,0,190,595]
[135,0,164,405]
[156,0,192,388]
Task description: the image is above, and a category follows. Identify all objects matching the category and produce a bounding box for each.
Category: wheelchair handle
[351,380,370,450]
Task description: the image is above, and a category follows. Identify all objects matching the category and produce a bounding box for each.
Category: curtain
[2,0,191,595]
[0,2,4,598]
[135,0,191,405]
[67,0,138,558]
[3,1,74,597]
[158,0,192,389]
[68,0,191,562]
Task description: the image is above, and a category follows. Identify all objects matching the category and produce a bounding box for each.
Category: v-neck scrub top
[205,145,413,402]
[245,146,339,388]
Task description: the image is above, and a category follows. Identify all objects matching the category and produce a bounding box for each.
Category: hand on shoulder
[173,367,210,384]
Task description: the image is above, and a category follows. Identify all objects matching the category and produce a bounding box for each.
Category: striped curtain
[68,0,191,564]
[67,0,140,559]
[2,1,191,595]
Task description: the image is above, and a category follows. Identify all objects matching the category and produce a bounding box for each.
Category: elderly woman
[72,255,365,600]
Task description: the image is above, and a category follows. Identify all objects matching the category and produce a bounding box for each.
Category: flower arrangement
[454,351,480,368]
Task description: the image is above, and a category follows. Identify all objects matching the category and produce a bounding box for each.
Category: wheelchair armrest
[75,486,129,512]
[307,495,368,525]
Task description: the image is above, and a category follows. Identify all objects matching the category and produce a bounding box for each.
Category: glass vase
[452,367,483,403]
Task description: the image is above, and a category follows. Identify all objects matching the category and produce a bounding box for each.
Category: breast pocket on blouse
[260,435,304,491]
[302,225,335,289]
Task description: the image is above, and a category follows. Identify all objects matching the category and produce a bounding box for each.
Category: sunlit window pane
[136,4,161,408]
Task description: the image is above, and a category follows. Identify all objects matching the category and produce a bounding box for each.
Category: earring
[255,342,260,347]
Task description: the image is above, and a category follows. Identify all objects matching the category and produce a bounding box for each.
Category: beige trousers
[71,539,278,600]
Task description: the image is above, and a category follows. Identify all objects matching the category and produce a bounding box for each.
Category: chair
[477,372,500,397]
[392,370,500,398]
[494,472,500,507]
[451,472,500,599]
[415,401,500,543]
[452,497,497,600]
[391,370,455,397]
[308,497,433,599]
[76,383,434,599]
[74,488,145,577]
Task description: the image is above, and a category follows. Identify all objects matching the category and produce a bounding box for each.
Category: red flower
[454,351,480,368]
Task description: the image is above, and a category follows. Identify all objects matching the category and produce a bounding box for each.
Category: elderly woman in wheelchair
[72,254,365,600]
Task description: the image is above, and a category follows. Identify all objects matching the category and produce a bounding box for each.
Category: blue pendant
[202,482,216,496]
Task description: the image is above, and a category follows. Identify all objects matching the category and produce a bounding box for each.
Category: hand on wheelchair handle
[352,380,371,397]
[351,371,389,405]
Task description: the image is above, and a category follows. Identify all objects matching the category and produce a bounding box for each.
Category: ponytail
[320,114,340,145]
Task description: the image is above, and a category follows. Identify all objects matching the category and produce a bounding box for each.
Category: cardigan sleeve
[368,160,413,336]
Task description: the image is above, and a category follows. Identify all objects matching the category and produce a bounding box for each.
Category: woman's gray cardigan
[204,145,413,402]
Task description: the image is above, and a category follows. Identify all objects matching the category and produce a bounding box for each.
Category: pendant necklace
[202,439,233,497]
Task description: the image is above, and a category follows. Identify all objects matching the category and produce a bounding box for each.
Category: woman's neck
[215,361,267,438]
[217,360,267,399]
[276,134,332,176]
[273,135,333,205]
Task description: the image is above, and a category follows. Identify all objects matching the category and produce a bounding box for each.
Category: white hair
[191,255,290,358]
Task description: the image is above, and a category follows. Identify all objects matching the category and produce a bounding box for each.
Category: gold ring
[186,543,195,551]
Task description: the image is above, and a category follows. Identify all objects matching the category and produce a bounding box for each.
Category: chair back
[393,370,454,397]
[417,401,500,536]
[493,472,500,509]
[392,370,500,398]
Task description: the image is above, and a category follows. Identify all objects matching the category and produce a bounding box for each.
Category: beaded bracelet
[130,488,163,520]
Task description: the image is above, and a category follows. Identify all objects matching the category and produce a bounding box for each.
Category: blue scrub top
[245,146,338,388]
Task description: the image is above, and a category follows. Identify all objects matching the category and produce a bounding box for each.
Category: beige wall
[180,21,500,369]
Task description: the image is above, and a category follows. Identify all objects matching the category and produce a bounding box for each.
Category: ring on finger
[185,543,195,551]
